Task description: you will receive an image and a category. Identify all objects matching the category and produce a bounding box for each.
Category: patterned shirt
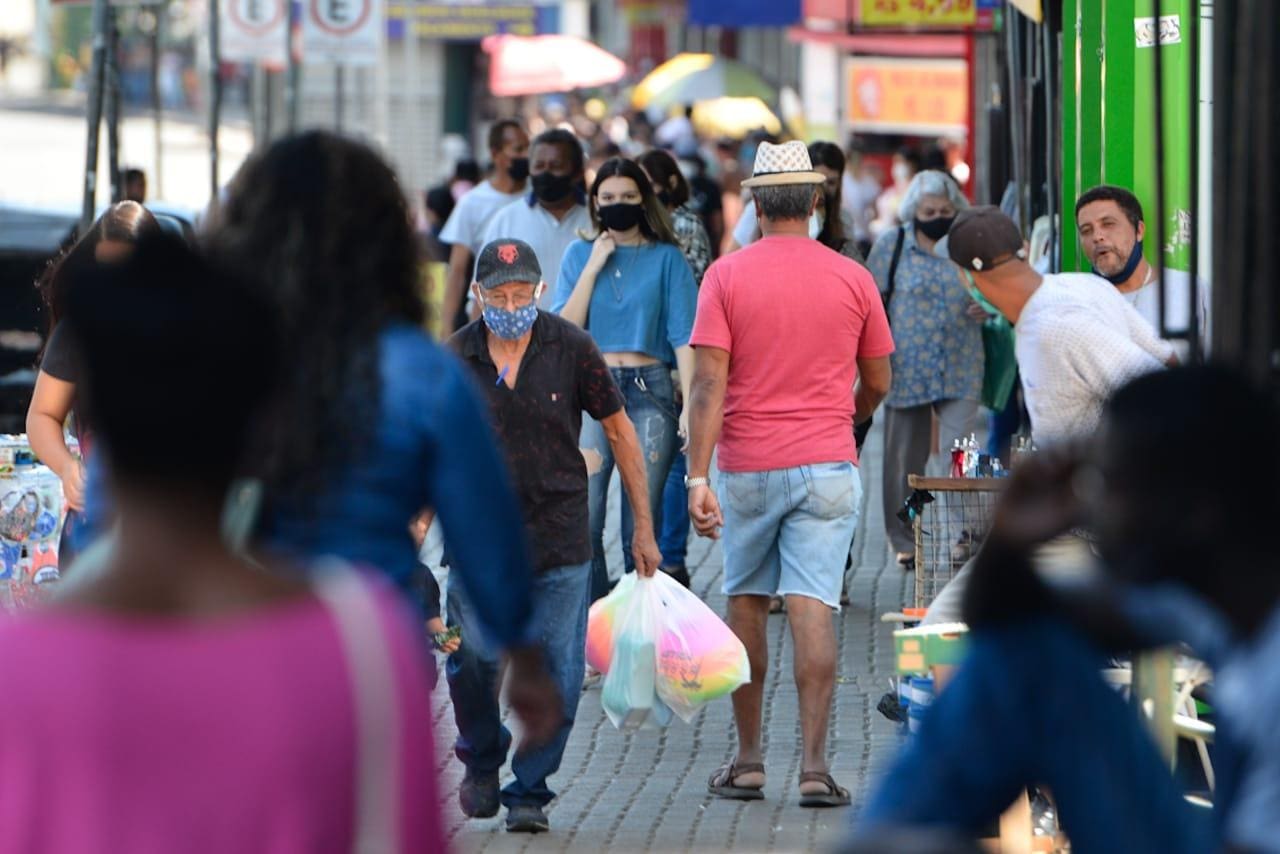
[865,224,984,409]
[450,312,625,572]
[671,203,712,286]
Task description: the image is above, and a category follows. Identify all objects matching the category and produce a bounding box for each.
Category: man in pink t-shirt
[686,141,893,808]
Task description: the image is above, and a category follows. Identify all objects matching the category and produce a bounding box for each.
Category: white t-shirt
[438,180,526,259]
[1122,268,1210,358]
[1015,272,1176,445]
[482,200,592,307]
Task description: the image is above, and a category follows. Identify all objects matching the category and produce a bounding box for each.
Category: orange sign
[858,0,977,26]
[846,57,969,135]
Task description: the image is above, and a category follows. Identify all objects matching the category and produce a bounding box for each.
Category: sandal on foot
[708,761,765,800]
[798,771,851,808]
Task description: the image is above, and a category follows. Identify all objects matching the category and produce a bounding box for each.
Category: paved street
[431,423,914,853]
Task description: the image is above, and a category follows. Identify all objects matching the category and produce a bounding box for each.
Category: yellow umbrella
[691,97,782,139]
[631,53,715,110]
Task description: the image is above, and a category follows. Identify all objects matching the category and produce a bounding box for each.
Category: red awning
[483,35,628,98]
[786,26,967,57]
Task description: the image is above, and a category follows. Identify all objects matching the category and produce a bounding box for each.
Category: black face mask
[915,215,956,241]
[1092,239,1145,285]
[532,172,574,204]
[507,157,530,182]
[598,203,645,233]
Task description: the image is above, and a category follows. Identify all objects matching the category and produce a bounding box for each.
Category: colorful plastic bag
[649,572,749,722]
[590,572,749,729]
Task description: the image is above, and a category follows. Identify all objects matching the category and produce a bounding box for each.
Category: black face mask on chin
[532,172,574,204]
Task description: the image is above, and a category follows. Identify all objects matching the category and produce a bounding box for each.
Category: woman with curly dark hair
[551,156,698,598]
[204,133,559,737]
[27,200,161,564]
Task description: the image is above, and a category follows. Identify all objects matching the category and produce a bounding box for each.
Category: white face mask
[892,162,912,184]
[808,211,825,240]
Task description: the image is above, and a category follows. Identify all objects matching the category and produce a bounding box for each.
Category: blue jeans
[444,560,591,808]
[858,619,1216,853]
[659,450,690,567]
[987,373,1022,463]
[582,364,678,603]
[720,462,861,609]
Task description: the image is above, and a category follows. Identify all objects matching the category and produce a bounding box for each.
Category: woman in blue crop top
[552,157,698,601]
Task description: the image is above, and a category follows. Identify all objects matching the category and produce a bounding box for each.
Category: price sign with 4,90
[860,0,976,26]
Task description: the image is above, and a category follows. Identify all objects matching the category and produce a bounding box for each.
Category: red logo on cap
[498,244,520,265]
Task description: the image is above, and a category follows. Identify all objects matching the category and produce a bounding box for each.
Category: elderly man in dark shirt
[446,238,662,834]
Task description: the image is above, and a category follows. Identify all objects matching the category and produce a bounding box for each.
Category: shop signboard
[857,0,976,27]
[386,1,559,40]
[302,0,383,65]
[845,56,968,136]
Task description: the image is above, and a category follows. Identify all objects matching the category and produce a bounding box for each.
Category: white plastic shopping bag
[589,573,749,729]
[598,574,673,730]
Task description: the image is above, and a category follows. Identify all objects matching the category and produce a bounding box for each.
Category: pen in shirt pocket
[496,365,510,386]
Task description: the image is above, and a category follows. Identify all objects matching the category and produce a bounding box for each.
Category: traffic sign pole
[81,0,111,232]
[209,0,222,202]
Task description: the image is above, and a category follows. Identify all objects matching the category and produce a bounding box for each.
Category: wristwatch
[684,476,710,490]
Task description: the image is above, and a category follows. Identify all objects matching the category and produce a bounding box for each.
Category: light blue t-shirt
[551,239,697,366]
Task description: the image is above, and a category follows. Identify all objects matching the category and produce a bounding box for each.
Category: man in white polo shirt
[439,120,530,334]
[482,129,591,311]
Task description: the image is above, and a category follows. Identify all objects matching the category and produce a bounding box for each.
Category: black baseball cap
[946,206,1027,272]
[474,238,542,288]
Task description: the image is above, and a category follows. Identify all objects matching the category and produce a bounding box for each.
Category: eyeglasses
[480,289,539,309]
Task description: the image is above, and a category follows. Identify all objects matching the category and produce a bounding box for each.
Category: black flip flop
[798,771,851,808]
[708,761,766,801]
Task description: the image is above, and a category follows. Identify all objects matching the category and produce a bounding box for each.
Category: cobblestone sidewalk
[432,426,914,853]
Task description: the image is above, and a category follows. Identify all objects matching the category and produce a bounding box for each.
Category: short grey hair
[898,169,970,222]
[752,184,818,222]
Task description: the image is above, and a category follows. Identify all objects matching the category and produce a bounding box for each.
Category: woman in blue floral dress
[864,170,985,567]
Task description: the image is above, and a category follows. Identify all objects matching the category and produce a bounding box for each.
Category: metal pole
[81,0,112,232]
[209,0,222,201]
[1152,6,1169,342]
[285,0,300,133]
[105,8,122,204]
[404,0,419,196]
[151,2,165,200]
[1187,4,1201,363]
[334,63,343,131]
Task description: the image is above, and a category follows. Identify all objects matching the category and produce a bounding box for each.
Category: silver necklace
[608,241,642,302]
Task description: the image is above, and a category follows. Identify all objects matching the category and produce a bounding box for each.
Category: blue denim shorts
[719,462,862,610]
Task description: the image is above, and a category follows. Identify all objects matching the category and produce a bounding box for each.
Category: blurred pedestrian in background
[842,139,882,258]
[807,141,866,264]
[205,131,560,737]
[870,147,921,239]
[483,128,591,312]
[439,120,531,334]
[553,157,697,598]
[27,200,161,568]
[1,234,445,852]
[122,167,147,203]
[637,148,713,587]
[865,170,982,569]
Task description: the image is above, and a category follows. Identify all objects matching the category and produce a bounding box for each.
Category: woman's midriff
[602,352,661,368]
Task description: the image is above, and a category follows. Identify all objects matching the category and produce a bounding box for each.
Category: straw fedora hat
[742,140,826,188]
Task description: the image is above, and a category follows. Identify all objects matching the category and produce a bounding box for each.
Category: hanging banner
[857,0,977,27]
[846,56,969,136]
[386,2,560,40]
[221,0,288,63]
[303,0,383,65]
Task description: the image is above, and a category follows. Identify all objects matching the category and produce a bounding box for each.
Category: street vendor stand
[1,436,67,612]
